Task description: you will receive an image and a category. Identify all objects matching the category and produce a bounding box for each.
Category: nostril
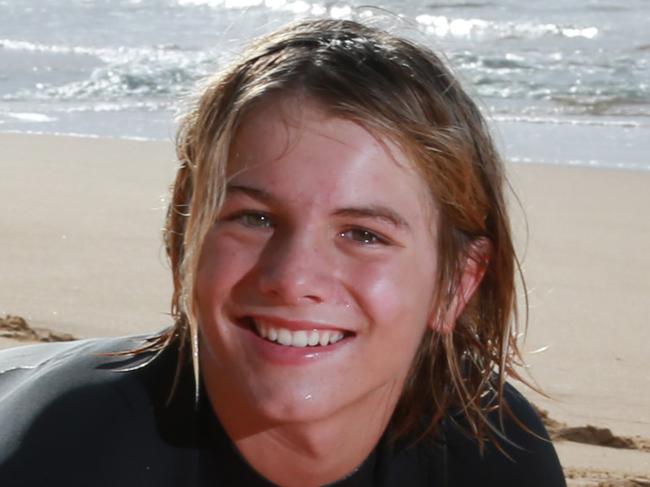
[254,246,330,305]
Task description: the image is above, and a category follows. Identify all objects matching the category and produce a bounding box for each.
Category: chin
[244,380,345,425]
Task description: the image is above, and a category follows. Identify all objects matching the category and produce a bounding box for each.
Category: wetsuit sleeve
[443,383,567,487]
[0,337,198,487]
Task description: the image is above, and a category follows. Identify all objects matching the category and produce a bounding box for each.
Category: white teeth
[330,332,344,344]
[291,330,308,347]
[318,331,330,347]
[308,330,320,346]
[277,328,293,346]
[251,319,347,348]
[268,328,278,342]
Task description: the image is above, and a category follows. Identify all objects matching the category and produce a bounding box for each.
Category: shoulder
[0,335,156,413]
[373,383,565,487]
[0,334,154,376]
[440,382,566,487]
[0,335,155,445]
[0,334,194,485]
[0,335,160,411]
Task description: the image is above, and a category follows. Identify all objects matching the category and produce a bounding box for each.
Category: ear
[431,237,491,334]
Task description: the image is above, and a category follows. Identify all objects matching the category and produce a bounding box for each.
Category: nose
[254,229,333,305]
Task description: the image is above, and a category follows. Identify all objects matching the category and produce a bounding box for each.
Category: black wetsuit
[0,335,566,486]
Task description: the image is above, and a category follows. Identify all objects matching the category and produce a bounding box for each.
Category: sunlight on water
[177,0,320,12]
[416,15,488,38]
[415,15,600,40]
[0,0,647,168]
[7,112,56,123]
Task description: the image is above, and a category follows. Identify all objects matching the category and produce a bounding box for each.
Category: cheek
[347,250,437,338]
[196,232,256,312]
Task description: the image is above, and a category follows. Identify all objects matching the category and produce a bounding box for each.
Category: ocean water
[1,0,648,170]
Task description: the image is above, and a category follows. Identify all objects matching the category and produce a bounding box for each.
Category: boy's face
[196,97,439,428]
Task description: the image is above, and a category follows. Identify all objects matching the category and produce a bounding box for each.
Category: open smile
[238,316,355,348]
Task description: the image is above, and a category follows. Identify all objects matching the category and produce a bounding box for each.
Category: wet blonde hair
[156,18,529,446]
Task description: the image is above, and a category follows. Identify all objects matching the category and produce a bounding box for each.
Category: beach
[0,134,174,345]
[1,133,649,485]
[509,162,650,484]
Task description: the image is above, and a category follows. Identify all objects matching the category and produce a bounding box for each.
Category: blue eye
[340,228,386,245]
[236,212,274,229]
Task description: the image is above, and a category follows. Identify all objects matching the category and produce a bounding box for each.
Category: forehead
[230,96,419,180]
[227,96,437,232]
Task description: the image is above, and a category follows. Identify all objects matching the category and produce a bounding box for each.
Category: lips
[240,316,352,348]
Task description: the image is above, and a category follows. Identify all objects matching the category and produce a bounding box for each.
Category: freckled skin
[196,97,439,431]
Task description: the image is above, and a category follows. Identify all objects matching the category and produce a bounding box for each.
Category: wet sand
[1,133,649,484]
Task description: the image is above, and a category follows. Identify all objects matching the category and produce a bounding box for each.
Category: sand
[0,133,174,339]
[1,133,649,484]
[507,162,650,484]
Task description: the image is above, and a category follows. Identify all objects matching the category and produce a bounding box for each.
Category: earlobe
[429,237,491,334]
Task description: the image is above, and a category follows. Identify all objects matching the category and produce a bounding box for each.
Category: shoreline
[2,132,649,484]
[4,127,649,174]
[0,128,162,143]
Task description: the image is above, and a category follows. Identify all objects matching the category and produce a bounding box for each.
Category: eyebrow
[333,207,411,231]
[226,184,412,231]
[227,184,277,203]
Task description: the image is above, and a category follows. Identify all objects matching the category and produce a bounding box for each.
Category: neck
[203,380,400,487]
[234,407,389,487]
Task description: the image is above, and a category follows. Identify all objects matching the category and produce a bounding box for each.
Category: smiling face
[196,97,439,428]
